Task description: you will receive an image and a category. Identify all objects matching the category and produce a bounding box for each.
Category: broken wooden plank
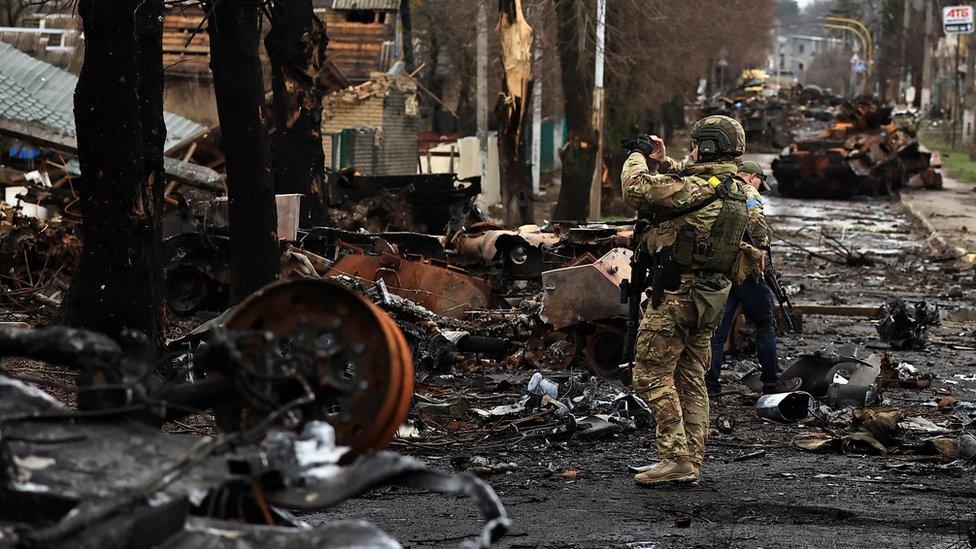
[162,156,225,194]
[792,304,883,318]
[793,304,976,322]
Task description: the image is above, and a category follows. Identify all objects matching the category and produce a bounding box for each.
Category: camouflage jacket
[622,152,748,254]
[743,184,771,248]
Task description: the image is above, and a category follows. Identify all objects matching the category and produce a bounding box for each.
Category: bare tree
[496,0,535,226]
[65,0,165,343]
[207,0,280,301]
[803,47,853,93]
[551,0,595,221]
[600,0,774,189]
[0,0,30,26]
[264,0,330,227]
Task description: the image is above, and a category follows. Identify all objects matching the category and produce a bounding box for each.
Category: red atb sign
[943,5,974,35]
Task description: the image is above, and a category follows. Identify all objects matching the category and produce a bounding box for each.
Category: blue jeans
[707,277,779,391]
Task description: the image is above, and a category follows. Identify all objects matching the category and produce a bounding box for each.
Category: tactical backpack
[673,176,749,275]
[634,174,749,308]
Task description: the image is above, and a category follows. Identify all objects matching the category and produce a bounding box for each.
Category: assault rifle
[744,232,797,332]
[763,250,797,332]
[620,219,650,365]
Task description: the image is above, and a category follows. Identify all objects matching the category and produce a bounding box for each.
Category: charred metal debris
[771,96,942,198]
[152,167,642,377]
[727,342,976,461]
[0,280,508,548]
[0,169,652,547]
[699,89,941,198]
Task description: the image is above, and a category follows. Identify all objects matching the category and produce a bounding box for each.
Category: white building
[769,34,843,82]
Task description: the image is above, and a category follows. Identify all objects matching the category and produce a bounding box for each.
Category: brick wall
[376,90,419,175]
[321,86,419,175]
[347,128,379,174]
[323,95,385,134]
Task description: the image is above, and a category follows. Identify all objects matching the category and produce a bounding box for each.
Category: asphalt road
[305,156,976,548]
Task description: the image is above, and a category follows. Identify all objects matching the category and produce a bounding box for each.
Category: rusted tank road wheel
[582,325,626,379]
[217,279,414,461]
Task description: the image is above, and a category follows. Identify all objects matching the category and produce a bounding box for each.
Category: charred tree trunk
[551,0,596,221]
[265,0,329,227]
[137,0,167,336]
[496,0,535,226]
[208,0,280,301]
[424,21,446,132]
[399,0,414,70]
[65,0,164,343]
[456,56,475,136]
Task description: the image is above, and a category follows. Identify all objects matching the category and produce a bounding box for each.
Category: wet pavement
[303,155,976,547]
[900,167,976,260]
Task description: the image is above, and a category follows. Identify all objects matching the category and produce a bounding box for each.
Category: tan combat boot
[633,458,698,487]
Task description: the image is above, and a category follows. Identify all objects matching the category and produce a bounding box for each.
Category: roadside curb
[898,190,975,264]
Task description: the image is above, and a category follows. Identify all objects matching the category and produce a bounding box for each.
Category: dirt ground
[303,155,976,548]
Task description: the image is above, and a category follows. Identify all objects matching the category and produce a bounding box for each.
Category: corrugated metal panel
[0,39,204,152]
[0,72,75,132]
[331,0,399,11]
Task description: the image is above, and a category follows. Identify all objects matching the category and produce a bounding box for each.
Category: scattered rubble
[0,204,78,311]
[772,97,942,198]
[876,298,941,350]
[0,280,509,547]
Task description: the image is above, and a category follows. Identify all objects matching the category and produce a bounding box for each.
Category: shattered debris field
[7,1,976,546]
[3,146,976,547]
[307,158,976,548]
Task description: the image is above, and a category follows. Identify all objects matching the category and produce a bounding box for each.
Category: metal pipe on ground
[756,391,815,423]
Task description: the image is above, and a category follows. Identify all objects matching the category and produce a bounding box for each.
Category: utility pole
[953,36,961,148]
[965,32,976,153]
[476,0,488,177]
[531,43,542,195]
[588,0,606,220]
[899,0,911,103]
[921,0,935,114]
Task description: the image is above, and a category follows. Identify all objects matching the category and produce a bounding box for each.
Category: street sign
[943,5,974,35]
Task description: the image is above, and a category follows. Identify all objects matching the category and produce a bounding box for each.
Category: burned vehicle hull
[772,145,869,198]
[772,99,941,198]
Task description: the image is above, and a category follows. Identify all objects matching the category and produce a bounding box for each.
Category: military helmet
[690,115,746,158]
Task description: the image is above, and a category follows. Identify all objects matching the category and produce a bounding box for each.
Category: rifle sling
[644,179,730,227]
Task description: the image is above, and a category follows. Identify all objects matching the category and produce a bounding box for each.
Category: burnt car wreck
[0,280,508,548]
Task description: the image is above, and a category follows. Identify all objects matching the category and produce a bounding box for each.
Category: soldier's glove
[620,134,654,157]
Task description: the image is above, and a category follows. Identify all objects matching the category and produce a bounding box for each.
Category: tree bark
[65,0,164,344]
[136,0,168,335]
[208,0,280,301]
[496,0,535,226]
[399,0,415,70]
[265,0,329,228]
[551,0,596,222]
[422,11,446,133]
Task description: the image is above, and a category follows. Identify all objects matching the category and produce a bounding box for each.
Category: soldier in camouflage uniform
[708,161,793,395]
[622,115,753,487]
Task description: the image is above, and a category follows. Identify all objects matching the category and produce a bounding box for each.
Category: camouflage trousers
[633,277,727,465]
